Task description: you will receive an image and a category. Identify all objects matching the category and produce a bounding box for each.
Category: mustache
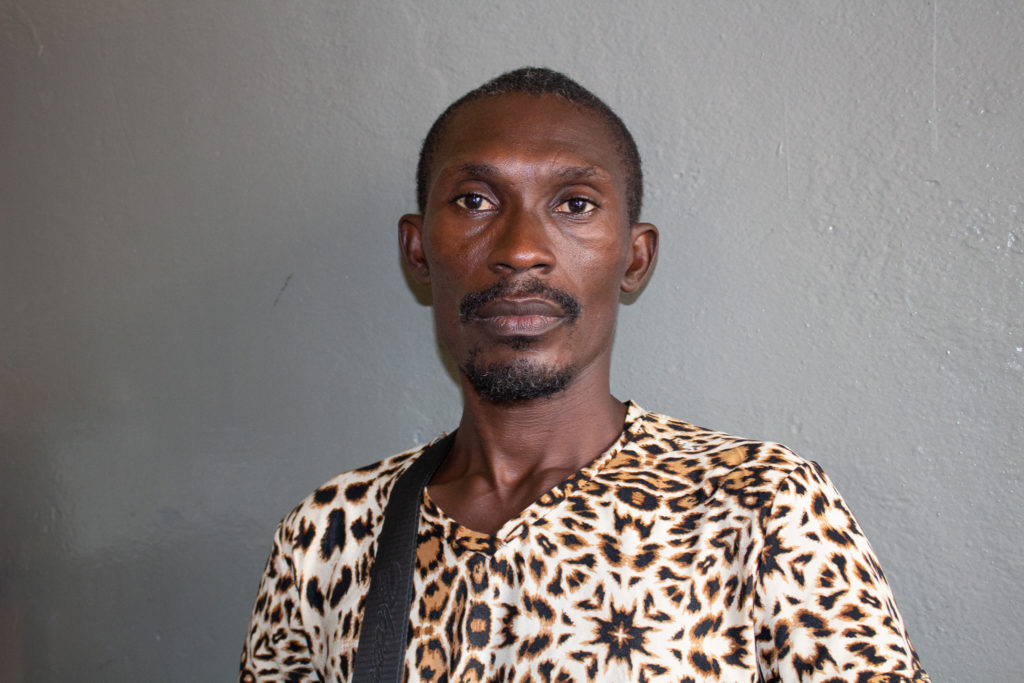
[458,279,581,323]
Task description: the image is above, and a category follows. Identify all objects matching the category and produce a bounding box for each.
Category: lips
[475,297,563,318]
[458,278,581,339]
[471,297,566,336]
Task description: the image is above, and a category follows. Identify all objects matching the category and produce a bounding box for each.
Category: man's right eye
[453,194,496,211]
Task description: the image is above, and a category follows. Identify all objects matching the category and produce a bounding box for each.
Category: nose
[487,206,555,275]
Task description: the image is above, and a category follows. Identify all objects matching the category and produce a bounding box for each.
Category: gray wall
[2,1,1021,680]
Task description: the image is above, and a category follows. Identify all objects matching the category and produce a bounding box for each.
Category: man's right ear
[398,214,431,285]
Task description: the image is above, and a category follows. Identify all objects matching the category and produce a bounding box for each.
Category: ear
[620,222,659,293]
[398,214,431,285]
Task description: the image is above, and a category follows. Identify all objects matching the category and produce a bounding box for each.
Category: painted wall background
[2,1,1021,680]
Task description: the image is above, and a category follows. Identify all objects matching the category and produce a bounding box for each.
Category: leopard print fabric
[240,403,929,682]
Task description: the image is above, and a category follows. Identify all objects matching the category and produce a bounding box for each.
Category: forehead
[430,93,627,193]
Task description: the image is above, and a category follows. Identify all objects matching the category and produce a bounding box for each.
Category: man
[241,68,928,682]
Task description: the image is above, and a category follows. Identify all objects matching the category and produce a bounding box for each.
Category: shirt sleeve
[240,522,324,683]
[754,460,930,682]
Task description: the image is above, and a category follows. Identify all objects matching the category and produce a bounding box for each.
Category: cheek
[575,241,629,296]
[430,296,462,358]
[424,220,489,266]
[427,271,472,335]
[423,266,477,351]
[422,238,473,294]
[429,276,462,325]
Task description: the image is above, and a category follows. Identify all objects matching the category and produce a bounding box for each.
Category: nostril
[488,216,555,273]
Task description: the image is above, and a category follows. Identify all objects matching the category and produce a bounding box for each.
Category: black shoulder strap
[350,431,456,682]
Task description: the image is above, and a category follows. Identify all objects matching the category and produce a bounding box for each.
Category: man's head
[400,69,657,404]
[416,67,644,225]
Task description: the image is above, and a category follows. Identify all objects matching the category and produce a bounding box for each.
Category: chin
[462,355,577,403]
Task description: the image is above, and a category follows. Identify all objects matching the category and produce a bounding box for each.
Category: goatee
[463,353,577,403]
[458,278,581,403]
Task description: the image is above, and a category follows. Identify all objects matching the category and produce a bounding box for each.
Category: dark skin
[399,93,658,535]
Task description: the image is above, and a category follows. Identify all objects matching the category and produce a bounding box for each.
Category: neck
[425,361,627,535]
[449,363,626,486]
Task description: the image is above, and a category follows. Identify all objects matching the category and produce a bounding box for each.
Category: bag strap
[350,430,456,682]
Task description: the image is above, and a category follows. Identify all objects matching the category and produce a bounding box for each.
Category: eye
[555,197,598,215]
[453,193,496,211]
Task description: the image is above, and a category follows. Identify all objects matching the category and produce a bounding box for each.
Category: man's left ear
[621,222,659,293]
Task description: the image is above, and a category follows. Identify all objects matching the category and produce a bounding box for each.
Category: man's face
[400,93,656,402]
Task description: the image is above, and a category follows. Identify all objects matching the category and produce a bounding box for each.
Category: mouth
[458,278,581,340]
[471,297,566,336]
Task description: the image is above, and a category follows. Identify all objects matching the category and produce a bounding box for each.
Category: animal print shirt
[241,403,929,682]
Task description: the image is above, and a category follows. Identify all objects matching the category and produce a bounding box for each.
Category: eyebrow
[553,165,606,181]
[444,163,610,183]
[449,163,501,179]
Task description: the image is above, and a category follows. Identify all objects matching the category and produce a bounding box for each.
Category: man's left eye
[555,197,597,214]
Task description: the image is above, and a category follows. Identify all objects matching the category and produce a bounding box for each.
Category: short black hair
[415,67,644,224]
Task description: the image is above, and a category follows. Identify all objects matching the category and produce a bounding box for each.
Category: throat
[430,393,630,535]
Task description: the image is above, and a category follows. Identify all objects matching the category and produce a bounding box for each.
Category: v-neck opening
[420,401,647,555]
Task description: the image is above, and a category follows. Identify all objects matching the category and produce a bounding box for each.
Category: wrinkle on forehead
[439,160,613,185]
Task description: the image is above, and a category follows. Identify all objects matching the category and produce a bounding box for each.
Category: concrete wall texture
[2,1,1021,680]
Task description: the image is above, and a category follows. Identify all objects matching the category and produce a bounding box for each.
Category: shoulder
[619,405,814,496]
[274,439,438,553]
